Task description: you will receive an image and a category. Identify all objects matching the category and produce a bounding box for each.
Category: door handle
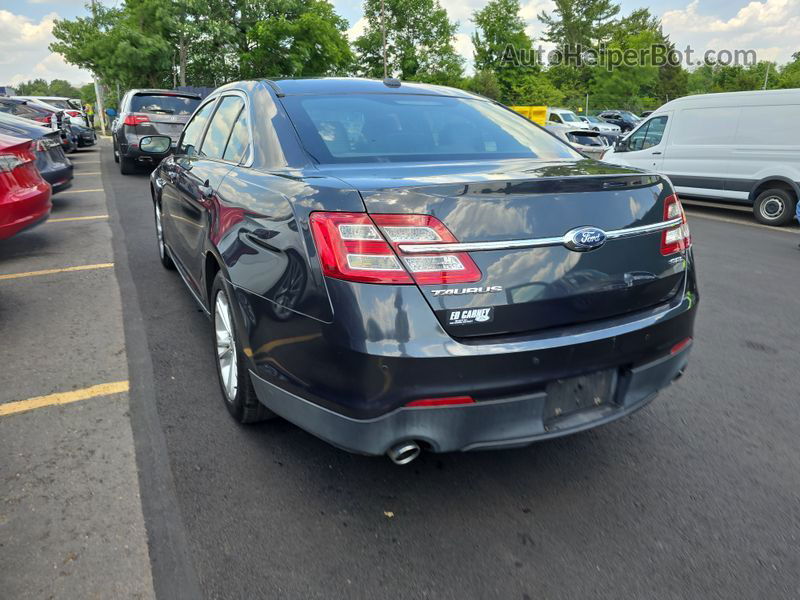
[651,151,662,155]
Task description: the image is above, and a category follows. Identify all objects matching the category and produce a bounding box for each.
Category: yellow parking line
[60,188,104,193]
[0,263,114,281]
[74,172,101,176]
[0,381,129,417]
[49,215,108,223]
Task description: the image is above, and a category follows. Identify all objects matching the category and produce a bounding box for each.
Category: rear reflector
[670,337,693,354]
[406,396,475,408]
[309,212,481,285]
[123,114,150,126]
[661,194,692,256]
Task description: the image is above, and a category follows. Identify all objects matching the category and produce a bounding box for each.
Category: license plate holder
[544,369,616,423]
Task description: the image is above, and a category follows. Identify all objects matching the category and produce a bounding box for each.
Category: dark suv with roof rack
[110,89,201,174]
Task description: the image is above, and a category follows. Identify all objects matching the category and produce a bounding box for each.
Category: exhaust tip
[387,441,421,465]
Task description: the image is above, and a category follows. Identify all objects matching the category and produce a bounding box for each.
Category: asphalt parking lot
[2,138,800,599]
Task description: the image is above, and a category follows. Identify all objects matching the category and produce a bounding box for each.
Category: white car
[14,96,89,128]
[602,88,800,226]
[546,107,590,130]
[579,115,621,134]
[546,125,608,160]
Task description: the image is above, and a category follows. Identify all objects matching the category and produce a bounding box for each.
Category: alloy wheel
[214,290,238,403]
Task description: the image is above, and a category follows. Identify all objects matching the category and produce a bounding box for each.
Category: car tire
[753,188,797,226]
[211,272,275,424]
[119,154,135,175]
[154,200,175,270]
[113,139,119,163]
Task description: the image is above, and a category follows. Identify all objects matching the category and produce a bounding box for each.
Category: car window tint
[283,94,580,164]
[131,94,200,116]
[179,100,216,156]
[200,96,245,160]
[642,116,667,149]
[223,107,249,163]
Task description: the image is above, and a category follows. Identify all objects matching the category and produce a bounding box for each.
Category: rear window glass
[41,99,71,109]
[131,94,200,116]
[283,94,579,164]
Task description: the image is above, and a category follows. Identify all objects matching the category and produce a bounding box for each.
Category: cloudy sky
[1,0,798,86]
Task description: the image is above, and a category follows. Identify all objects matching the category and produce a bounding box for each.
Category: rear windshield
[131,94,200,115]
[282,94,580,164]
[568,132,604,146]
[559,111,580,122]
[41,99,71,109]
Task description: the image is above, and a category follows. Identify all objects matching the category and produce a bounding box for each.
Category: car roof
[260,77,479,99]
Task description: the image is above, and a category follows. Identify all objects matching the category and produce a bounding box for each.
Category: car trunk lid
[327,160,689,338]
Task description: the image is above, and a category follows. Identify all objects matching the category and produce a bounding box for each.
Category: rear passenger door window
[222,107,250,163]
[199,96,245,160]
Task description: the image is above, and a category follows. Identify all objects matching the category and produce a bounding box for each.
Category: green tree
[538,0,620,49]
[354,0,464,85]
[464,70,503,100]
[510,72,566,105]
[241,0,353,77]
[16,79,51,96]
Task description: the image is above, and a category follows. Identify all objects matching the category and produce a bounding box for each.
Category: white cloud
[662,0,800,65]
[0,9,91,86]
[346,16,366,41]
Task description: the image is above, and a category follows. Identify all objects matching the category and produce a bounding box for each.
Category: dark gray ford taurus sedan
[147,78,697,464]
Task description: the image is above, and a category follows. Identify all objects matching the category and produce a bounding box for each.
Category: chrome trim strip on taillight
[397,217,685,254]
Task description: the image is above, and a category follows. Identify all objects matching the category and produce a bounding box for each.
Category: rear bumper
[0,184,52,241]
[41,163,74,191]
[250,344,691,455]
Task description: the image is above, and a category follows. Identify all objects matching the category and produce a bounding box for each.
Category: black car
[111,89,201,174]
[598,110,641,132]
[0,98,55,127]
[69,122,96,147]
[0,112,73,191]
[146,78,697,464]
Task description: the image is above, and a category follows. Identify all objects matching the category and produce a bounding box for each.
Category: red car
[0,132,52,240]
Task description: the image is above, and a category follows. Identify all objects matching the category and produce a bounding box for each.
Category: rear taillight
[0,153,32,173]
[123,114,150,126]
[309,212,482,285]
[371,214,481,284]
[66,110,81,117]
[660,194,692,256]
[34,116,50,124]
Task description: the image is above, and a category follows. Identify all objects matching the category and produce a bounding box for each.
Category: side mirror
[139,135,172,154]
[105,108,117,117]
[614,138,627,152]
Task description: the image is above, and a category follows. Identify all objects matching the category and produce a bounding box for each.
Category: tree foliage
[354,0,464,85]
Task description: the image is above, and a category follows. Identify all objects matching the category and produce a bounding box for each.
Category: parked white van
[603,89,800,225]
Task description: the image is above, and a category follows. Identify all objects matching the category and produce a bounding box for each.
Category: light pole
[91,0,107,135]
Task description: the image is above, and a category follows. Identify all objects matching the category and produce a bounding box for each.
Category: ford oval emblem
[563,226,607,252]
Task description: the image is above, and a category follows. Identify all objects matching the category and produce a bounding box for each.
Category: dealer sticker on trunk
[448,307,493,325]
